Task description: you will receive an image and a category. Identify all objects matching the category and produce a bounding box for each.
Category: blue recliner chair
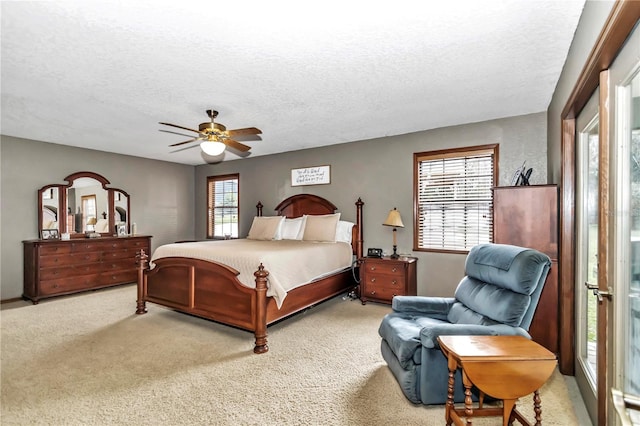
[378,243,551,405]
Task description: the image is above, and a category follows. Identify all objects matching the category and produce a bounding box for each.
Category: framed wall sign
[291,165,331,186]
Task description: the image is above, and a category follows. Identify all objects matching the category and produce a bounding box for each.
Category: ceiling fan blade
[169,138,200,147]
[159,122,200,133]
[227,127,262,137]
[224,138,251,152]
[160,129,196,138]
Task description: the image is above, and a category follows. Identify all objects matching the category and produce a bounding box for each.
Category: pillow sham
[280,216,306,240]
[247,216,285,240]
[335,220,355,244]
[302,213,341,242]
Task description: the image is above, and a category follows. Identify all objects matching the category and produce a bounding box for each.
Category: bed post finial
[253,263,270,354]
[136,249,149,315]
[355,198,364,259]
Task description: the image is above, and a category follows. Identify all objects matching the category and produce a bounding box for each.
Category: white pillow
[94,218,109,233]
[247,216,285,240]
[335,220,355,244]
[280,216,306,240]
[302,213,341,242]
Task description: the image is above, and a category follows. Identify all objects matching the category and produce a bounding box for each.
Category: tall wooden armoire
[493,184,559,353]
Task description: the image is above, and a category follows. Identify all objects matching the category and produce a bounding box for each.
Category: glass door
[609,23,640,425]
[575,87,600,425]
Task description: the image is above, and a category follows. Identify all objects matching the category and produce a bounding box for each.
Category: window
[207,174,239,239]
[81,194,97,232]
[414,144,498,253]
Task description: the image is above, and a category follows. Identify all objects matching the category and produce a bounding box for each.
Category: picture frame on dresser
[117,224,127,237]
[40,229,59,240]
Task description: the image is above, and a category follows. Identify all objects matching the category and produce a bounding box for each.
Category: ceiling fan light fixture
[200,140,226,156]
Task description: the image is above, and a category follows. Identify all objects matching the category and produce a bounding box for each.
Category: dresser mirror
[37,171,130,238]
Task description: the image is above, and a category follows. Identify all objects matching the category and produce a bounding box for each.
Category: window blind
[415,147,495,252]
[207,174,239,239]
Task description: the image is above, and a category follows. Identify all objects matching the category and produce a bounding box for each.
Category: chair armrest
[392,296,456,320]
[419,323,531,349]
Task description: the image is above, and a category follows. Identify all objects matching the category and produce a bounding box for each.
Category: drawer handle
[391,280,397,285]
[392,267,397,273]
[370,277,376,283]
[369,290,376,295]
[369,266,376,271]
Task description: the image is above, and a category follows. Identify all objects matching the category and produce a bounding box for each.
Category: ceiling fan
[160,109,262,156]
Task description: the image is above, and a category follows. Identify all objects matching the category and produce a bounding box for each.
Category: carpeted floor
[1,285,580,425]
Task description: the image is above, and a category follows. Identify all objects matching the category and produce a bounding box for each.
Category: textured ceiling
[1,1,585,165]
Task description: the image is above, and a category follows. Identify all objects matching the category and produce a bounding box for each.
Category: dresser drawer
[99,270,137,285]
[122,239,150,250]
[102,258,137,271]
[39,263,104,280]
[70,241,110,253]
[102,249,138,260]
[39,274,101,295]
[39,244,72,255]
[39,252,103,268]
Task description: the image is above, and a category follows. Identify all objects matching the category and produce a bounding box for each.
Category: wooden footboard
[135,251,354,353]
[135,195,364,354]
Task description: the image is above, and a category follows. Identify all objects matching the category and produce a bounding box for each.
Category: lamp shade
[383,208,404,228]
[200,141,226,156]
[86,217,97,225]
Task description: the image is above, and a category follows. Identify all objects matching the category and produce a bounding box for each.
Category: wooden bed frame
[135,194,364,354]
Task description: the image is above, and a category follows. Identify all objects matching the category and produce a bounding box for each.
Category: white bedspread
[150,239,354,308]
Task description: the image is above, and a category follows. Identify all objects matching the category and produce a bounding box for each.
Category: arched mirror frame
[37,171,131,238]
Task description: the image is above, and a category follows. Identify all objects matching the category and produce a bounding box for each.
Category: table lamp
[383,207,404,259]
[86,217,97,232]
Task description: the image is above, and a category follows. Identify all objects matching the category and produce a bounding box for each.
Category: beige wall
[195,112,548,298]
[547,0,615,183]
[0,136,195,299]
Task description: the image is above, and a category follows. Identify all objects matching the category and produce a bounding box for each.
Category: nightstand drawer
[364,262,404,277]
[362,280,406,300]
[363,273,403,288]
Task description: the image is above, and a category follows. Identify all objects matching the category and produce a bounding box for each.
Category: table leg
[502,399,516,426]
[462,370,474,425]
[533,389,542,426]
[446,356,456,426]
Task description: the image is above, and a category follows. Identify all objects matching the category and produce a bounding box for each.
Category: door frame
[560,1,640,425]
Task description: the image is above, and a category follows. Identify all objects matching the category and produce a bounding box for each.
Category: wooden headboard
[256,194,364,258]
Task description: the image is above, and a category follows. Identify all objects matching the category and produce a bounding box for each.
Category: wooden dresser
[360,256,417,304]
[23,235,151,304]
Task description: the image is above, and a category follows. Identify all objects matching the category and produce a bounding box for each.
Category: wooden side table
[437,335,557,426]
[359,256,417,304]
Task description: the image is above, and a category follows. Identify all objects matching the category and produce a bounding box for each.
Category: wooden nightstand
[360,256,417,305]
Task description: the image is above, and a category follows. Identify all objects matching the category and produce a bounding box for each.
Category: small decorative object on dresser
[40,229,59,240]
[360,256,417,304]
